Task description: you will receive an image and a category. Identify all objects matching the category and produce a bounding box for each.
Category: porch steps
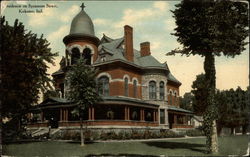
[32,128,49,137]
[50,128,60,135]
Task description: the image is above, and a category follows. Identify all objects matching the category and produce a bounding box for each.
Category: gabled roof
[100,34,114,44]
[40,97,70,106]
[95,34,167,70]
[167,72,181,85]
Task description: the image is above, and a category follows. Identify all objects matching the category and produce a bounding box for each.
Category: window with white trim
[149,81,156,99]
[98,76,109,96]
[159,81,165,100]
[124,77,129,96]
[133,80,137,98]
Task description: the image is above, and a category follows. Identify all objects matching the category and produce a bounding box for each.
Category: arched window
[124,77,129,96]
[169,91,172,105]
[159,81,165,100]
[98,76,109,96]
[71,47,80,65]
[133,80,137,98]
[82,48,92,65]
[149,81,156,99]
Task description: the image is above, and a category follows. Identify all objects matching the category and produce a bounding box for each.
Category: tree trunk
[204,53,218,153]
[242,124,247,135]
[231,127,235,135]
[80,117,84,146]
[211,121,218,152]
[217,122,222,136]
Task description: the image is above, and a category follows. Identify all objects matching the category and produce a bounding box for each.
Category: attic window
[101,56,106,62]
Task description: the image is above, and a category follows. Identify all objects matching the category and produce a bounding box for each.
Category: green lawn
[3,135,249,156]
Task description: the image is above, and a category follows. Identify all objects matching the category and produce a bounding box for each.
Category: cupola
[63,3,99,45]
[69,3,95,36]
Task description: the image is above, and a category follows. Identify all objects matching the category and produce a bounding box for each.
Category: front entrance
[168,113,174,129]
[44,108,60,128]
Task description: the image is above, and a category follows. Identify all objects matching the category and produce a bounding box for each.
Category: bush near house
[57,129,189,141]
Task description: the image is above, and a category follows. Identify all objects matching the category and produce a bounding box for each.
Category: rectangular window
[160,109,165,124]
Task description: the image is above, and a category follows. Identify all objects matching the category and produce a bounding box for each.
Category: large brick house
[28,4,193,130]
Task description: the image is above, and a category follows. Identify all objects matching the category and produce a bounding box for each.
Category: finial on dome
[80,3,85,11]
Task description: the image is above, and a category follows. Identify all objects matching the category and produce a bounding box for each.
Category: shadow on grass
[66,140,95,145]
[86,154,158,157]
[4,140,45,145]
[143,141,206,154]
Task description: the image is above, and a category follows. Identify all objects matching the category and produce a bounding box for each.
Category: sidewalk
[94,136,206,143]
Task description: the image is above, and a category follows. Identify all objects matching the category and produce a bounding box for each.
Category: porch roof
[168,105,193,114]
[101,96,159,107]
[37,96,159,109]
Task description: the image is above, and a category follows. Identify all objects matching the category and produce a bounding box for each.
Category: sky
[1,0,249,96]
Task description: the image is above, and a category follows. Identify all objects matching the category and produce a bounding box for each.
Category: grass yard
[2,135,249,156]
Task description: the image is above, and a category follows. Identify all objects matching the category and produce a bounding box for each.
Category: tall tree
[179,92,194,111]
[169,0,248,153]
[0,17,57,134]
[66,59,101,146]
[217,87,249,135]
[191,73,207,115]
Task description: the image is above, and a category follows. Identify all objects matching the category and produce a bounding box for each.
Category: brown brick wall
[98,67,142,98]
[167,84,180,107]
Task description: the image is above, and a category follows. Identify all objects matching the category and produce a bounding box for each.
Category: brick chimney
[124,25,134,62]
[140,42,151,57]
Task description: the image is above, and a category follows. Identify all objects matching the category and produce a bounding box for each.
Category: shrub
[186,129,204,136]
[159,130,185,138]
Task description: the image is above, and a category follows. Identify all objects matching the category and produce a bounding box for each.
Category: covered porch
[27,97,160,128]
[167,106,194,129]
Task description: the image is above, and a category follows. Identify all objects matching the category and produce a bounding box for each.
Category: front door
[168,113,174,129]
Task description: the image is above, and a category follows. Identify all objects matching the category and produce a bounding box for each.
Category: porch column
[65,109,68,121]
[88,107,92,120]
[156,110,159,122]
[142,109,145,121]
[125,107,127,120]
[153,111,156,122]
[40,112,44,122]
[140,109,144,121]
[127,107,130,120]
[60,108,63,121]
[91,107,95,120]
[174,115,177,124]
[63,109,65,121]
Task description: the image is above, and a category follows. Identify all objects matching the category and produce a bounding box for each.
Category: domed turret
[63,3,99,45]
[69,3,95,36]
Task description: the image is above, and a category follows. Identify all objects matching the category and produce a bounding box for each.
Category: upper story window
[159,81,165,100]
[169,90,172,105]
[174,91,177,97]
[149,81,156,99]
[98,76,109,96]
[71,48,80,65]
[82,48,92,65]
[124,77,129,96]
[133,80,137,98]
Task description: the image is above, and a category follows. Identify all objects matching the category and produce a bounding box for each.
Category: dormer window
[101,56,106,62]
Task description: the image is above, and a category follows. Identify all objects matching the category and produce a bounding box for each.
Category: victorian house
[28,4,193,130]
